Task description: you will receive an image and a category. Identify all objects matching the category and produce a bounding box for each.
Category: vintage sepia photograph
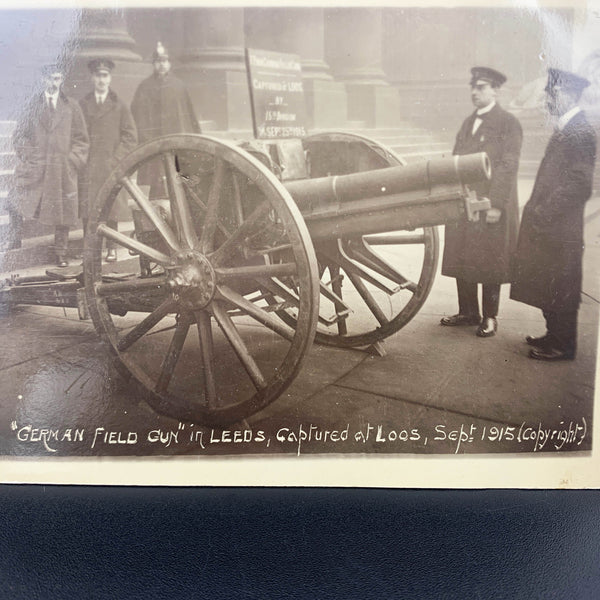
[0,0,598,487]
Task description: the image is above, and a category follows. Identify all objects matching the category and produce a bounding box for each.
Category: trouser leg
[7,207,23,249]
[543,310,578,355]
[482,283,501,318]
[54,225,70,258]
[106,219,118,249]
[456,279,479,316]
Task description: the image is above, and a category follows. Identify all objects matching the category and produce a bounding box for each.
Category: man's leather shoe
[105,249,117,262]
[440,313,480,326]
[57,257,69,268]
[476,316,497,337]
[525,334,550,348]
[529,347,575,361]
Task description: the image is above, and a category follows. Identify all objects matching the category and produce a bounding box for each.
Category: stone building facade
[0,6,580,141]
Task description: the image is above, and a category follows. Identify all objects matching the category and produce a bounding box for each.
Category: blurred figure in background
[131,42,200,199]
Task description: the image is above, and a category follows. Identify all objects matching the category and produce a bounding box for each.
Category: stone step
[0,136,13,153]
[390,142,450,156]
[0,227,85,273]
[0,152,16,170]
[0,222,135,273]
[0,121,16,136]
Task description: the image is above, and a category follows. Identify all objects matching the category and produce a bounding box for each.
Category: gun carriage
[1,131,491,425]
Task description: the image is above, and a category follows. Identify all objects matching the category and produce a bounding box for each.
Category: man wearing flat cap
[441,66,523,337]
[131,42,201,198]
[12,63,89,267]
[511,68,596,361]
[79,58,137,262]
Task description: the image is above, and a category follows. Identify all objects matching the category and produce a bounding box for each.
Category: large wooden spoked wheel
[284,131,440,349]
[84,135,319,426]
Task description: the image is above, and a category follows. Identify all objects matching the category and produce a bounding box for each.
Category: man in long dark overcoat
[13,64,89,267]
[79,58,138,261]
[131,42,200,198]
[511,68,596,361]
[441,66,523,337]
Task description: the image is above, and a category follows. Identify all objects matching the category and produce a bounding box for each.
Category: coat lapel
[50,96,69,131]
[86,91,117,122]
[39,95,54,131]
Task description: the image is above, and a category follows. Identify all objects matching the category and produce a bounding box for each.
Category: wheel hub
[166,251,216,310]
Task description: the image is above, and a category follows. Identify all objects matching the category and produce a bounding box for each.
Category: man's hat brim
[470,66,507,87]
[88,58,116,73]
[545,68,590,93]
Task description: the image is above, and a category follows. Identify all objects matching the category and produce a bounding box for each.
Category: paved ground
[0,180,597,460]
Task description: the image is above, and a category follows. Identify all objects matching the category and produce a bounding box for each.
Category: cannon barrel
[283,152,491,240]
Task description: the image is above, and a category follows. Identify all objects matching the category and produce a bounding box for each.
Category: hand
[485,208,502,224]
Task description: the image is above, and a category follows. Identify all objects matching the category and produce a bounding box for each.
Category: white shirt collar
[95,91,109,103]
[476,101,496,117]
[45,90,58,103]
[557,106,581,131]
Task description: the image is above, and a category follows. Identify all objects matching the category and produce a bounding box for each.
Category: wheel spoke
[344,267,389,326]
[327,265,349,334]
[215,262,298,282]
[200,157,227,254]
[209,202,271,267]
[321,243,397,295]
[196,310,218,407]
[363,233,426,245]
[120,175,182,253]
[97,224,173,265]
[181,178,231,239]
[163,151,198,249]
[212,301,267,391]
[344,238,417,292]
[231,171,245,226]
[155,313,191,395]
[256,276,301,310]
[117,297,177,351]
[217,284,295,342]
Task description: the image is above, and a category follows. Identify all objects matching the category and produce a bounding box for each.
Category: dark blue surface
[1,487,599,599]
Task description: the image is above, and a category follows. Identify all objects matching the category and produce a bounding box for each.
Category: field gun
[2,132,491,425]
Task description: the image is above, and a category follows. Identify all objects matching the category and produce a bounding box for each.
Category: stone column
[62,8,147,104]
[174,7,252,132]
[244,7,348,130]
[325,7,400,128]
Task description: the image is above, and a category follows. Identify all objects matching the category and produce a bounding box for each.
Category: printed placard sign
[245,47,307,139]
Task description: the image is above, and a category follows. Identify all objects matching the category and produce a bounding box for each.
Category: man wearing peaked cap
[470,66,507,87]
[87,58,115,74]
[511,68,596,361]
[131,41,201,198]
[544,67,590,94]
[79,57,137,262]
[440,66,523,339]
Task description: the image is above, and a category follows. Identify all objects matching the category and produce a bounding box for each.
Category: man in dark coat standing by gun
[131,42,200,199]
[13,63,89,267]
[441,67,523,337]
[511,68,596,361]
[79,58,137,262]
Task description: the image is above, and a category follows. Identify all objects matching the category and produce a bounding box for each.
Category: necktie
[472,113,485,135]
